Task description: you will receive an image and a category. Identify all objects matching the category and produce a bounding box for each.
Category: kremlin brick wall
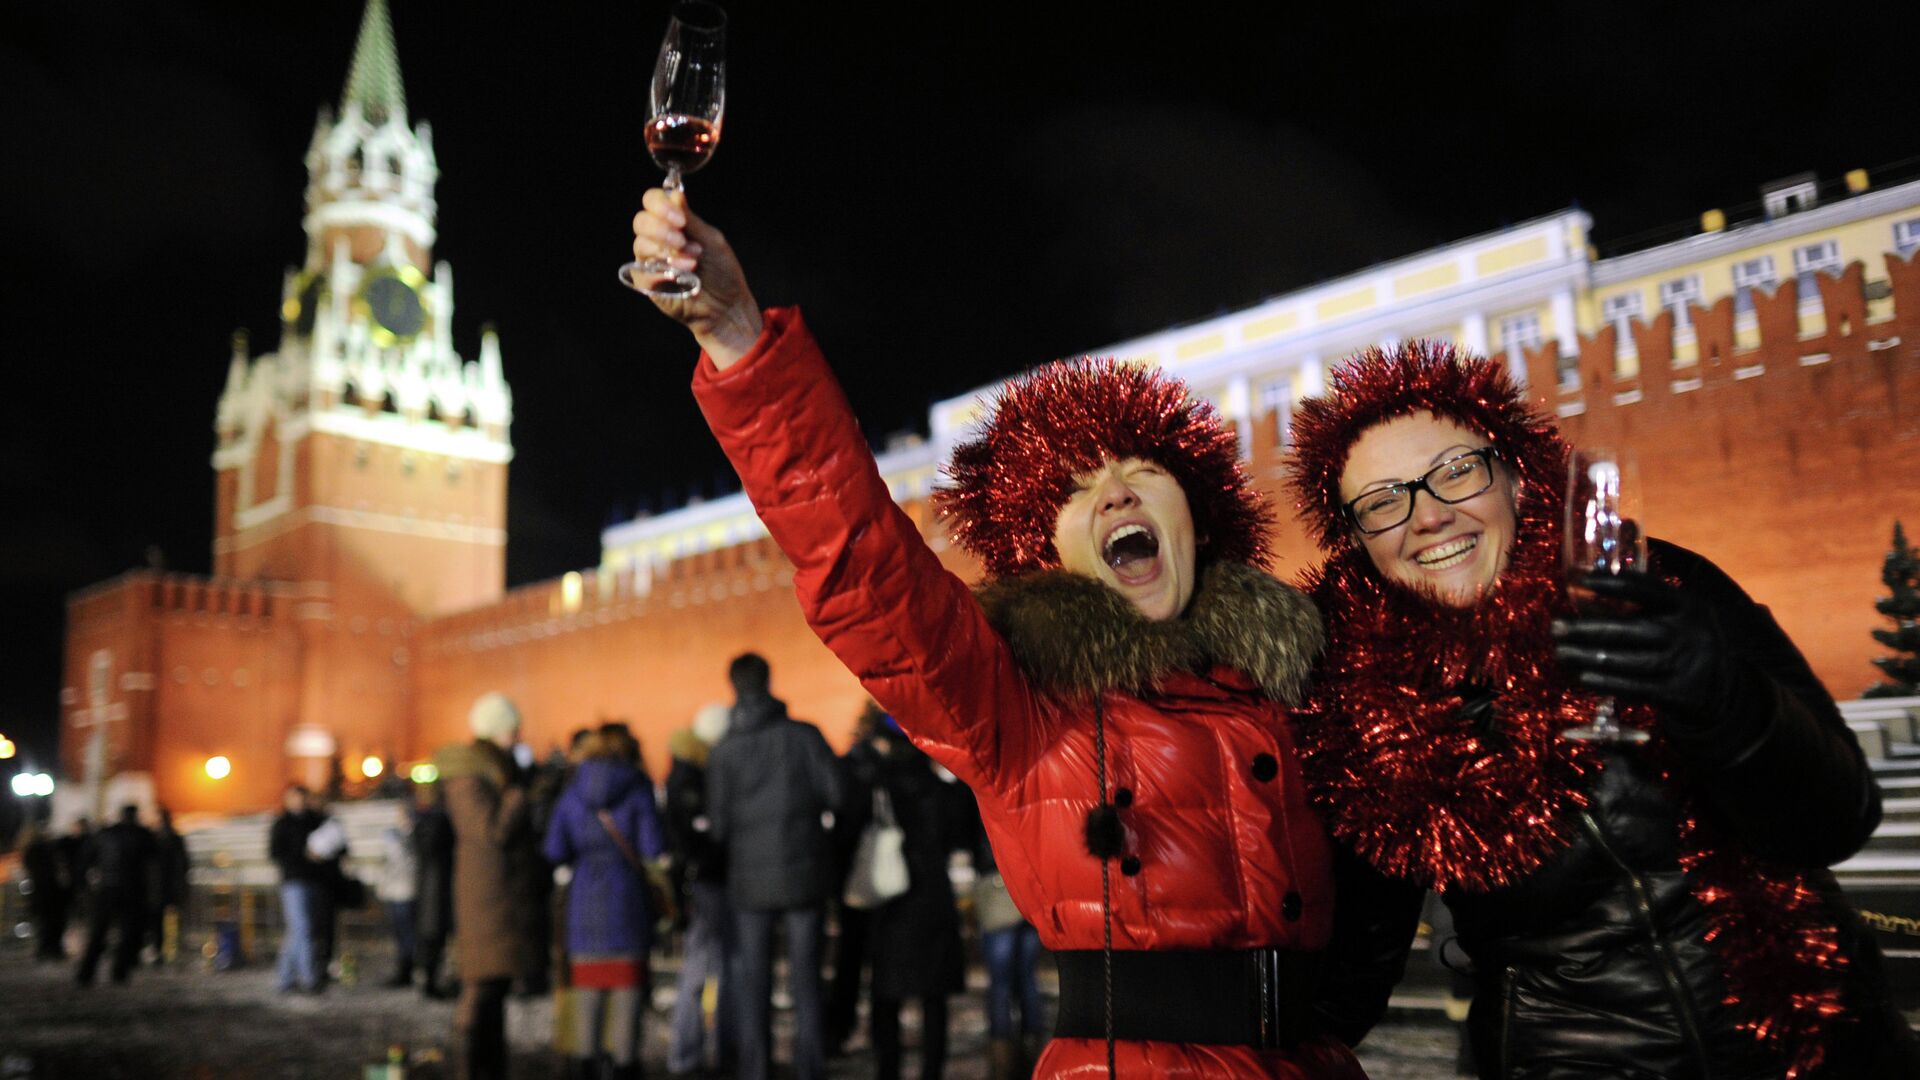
[65,257,1920,816]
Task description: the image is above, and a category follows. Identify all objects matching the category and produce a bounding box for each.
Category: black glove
[1551,570,1733,723]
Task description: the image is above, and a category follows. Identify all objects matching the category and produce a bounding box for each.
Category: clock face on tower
[357,265,430,345]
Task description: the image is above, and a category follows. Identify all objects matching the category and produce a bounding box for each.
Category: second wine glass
[1562,446,1651,744]
[618,1,727,298]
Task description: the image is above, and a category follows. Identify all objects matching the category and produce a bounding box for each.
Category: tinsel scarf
[1296,530,1850,1079]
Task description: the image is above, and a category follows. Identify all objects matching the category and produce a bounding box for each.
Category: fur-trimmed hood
[974,560,1324,705]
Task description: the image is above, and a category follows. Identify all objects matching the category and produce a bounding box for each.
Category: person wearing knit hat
[468,692,522,746]
[1286,341,1917,1078]
[434,694,541,1080]
[630,191,1361,1079]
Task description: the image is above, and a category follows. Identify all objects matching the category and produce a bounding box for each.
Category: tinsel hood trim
[975,560,1323,706]
[937,358,1272,578]
[1286,339,1565,552]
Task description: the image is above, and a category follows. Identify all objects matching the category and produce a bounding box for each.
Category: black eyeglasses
[1344,447,1500,535]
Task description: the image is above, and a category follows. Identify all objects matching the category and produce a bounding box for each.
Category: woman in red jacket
[629,191,1366,1080]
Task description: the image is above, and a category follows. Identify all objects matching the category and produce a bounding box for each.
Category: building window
[1599,292,1644,340]
[1259,379,1293,448]
[1792,241,1840,305]
[1731,256,1777,316]
[1659,275,1702,330]
[1497,311,1542,356]
[1894,218,1920,258]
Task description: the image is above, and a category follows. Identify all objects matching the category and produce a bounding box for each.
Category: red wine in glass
[618,3,726,298]
[645,115,720,174]
[1562,447,1651,744]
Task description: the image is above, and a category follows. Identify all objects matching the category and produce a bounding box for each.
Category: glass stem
[663,166,684,195]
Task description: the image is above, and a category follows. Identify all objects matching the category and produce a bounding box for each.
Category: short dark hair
[728,652,771,697]
[120,804,140,823]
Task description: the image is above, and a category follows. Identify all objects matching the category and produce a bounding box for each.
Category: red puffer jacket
[693,309,1363,1079]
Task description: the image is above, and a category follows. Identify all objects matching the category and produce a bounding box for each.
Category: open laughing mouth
[1414,535,1478,570]
[1103,523,1162,583]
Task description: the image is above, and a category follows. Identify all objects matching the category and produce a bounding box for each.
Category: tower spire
[341,0,406,126]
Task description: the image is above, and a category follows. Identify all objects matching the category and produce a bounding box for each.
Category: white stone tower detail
[210,0,512,617]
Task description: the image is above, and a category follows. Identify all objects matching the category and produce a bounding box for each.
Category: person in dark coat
[75,804,156,986]
[21,823,70,961]
[269,784,326,993]
[824,704,886,1056]
[411,780,457,999]
[436,692,543,1080]
[147,807,189,964]
[706,652,843,1080]
[664,707,737,1077]
[1289,343,1920,1078]
[864,724,971,1080]
[544,726,666,1080]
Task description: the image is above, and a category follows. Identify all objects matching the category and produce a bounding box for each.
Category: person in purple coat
[544,725,666,1080]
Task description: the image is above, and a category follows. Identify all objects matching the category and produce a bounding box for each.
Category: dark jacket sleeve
[1312,842,1427,1047]
[1654,540,1881,867]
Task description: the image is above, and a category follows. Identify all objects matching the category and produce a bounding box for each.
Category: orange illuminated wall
[64,259,1920,816]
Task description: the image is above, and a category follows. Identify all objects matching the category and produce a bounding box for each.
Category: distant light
[361,755,384,779]
[11,772,53,797]
[561,571,583,613]
[0,735,15,759]
[205,755,232,780]
[410,763,439,784]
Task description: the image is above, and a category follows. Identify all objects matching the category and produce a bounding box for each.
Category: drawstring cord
[1094,694,1116,1078]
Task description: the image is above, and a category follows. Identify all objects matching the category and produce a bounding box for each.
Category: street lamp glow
[205,755,232,780]
[11,772,53,797]
[361,755,384,779]
[410,762,439,784]
[0,734,15,759]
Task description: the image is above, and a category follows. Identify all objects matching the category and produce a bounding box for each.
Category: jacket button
[1113,787,1134,808]
[1251,753,1279,782]
[1281,890,1302,921]
[1120,855,1142,877]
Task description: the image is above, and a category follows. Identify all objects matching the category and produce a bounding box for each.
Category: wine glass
[1562,446,1651,744]
[618,1,727,298]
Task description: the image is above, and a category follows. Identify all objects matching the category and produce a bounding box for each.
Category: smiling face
[1051,457,1198,621]
[1339,412,1518,607]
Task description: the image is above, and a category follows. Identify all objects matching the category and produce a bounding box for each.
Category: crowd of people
[12,182,1920,1080]
[19,804,188,986]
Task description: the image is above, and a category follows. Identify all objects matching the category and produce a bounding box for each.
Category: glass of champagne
[618,1,726,298]
[1562,446,1652,744]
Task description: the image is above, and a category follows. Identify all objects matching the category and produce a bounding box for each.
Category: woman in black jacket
[862,722,971,1080]
[1287,342,1918,1079]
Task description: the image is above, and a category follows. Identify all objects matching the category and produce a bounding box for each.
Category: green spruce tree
[1865,520,1920,698]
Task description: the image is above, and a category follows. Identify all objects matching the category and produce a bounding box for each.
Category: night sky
[4,1,1917,769]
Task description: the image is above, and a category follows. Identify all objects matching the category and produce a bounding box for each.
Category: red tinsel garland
[1298,540,1851,1078]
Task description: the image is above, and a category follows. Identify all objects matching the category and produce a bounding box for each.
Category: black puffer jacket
[1314,543,1920,1078]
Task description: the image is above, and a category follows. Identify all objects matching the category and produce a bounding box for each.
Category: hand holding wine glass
[1557,447,1652,744]
[631,187,761,366]
[619,1,727,298]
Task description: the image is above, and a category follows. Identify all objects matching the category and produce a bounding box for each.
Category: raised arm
[630,192,1042,794]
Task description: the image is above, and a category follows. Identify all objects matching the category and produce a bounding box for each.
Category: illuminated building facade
[60,1,1920,817]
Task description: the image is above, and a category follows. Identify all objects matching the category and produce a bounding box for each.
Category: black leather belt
[1052,948,1324,1050]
